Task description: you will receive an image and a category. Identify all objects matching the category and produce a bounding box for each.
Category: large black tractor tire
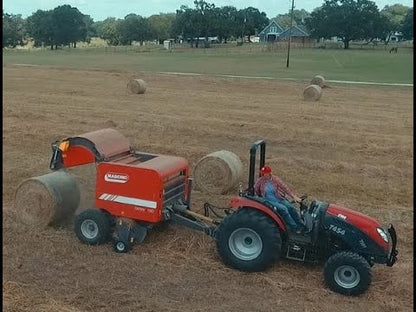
[75,209,112,245]
[324,251,372,296]
[215,208,282,272]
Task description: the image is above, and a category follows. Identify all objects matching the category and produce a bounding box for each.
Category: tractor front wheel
[75,209,111,245]
[324,251,372,296]
[216,208,282,272]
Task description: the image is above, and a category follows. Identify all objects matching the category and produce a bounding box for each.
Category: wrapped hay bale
[127,78,147,94]
[14,171,80,228]
[303,84,322,101]
[194,150,243,195]
[311,75,325,87]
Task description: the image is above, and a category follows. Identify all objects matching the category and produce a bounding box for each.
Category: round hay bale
[68,164,96,215]
[303,84,322,101]
[127,79,147,94]
[311,75,325,87]
[14,171,80,228]
[193,150,243,195]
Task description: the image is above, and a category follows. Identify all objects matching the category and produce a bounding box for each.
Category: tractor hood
[326,204,388,250]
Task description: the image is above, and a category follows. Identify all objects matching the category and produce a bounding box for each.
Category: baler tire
[114,240,131,253]
[75,209,111,245]
[216,208,282,272]
[324,251,372,296]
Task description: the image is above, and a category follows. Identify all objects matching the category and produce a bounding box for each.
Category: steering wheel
[299,194,309,212]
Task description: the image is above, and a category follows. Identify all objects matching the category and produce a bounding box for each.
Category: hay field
[3,64,413,312]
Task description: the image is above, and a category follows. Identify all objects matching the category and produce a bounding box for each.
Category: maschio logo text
[104,173,129,183]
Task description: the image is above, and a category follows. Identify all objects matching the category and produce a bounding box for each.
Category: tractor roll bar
[248,139,266,196]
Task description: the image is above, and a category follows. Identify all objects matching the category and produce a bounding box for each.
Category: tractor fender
[229,196,287,232]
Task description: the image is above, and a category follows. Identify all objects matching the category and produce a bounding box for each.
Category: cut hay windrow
[193,150,243,195]
[311,75,325,88]
[14,171,80,228]
[303,84,322,101]
[127,78,147,94]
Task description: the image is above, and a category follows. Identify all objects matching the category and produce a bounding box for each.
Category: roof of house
[279,25,310,38]
[258,20,285,35]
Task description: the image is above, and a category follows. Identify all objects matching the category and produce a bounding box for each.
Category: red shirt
[254,175,296,200]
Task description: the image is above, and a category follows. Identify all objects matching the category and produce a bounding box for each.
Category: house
[389,31,403,42]
[278,25,312,44]
[258,20,285,42]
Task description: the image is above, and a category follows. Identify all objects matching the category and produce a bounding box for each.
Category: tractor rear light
[376,227,389,243]
[59,140,69,152]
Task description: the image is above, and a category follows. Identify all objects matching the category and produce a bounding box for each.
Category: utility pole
[286,0,295,68]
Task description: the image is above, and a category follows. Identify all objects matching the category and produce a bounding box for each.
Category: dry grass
[2,65,413,312]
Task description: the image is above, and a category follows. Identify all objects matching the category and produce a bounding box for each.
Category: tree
[381,4,411,43]
[243,7,269,41]
[83,15,96,44]
[400,8,413,40]
[119,14,142,45]
[214,6,238,43]
[194,0,217,46]
[273,14,293,29]
[148,13,176,44]
[26,9,55,49]
[236,7,269,42]
[292,9,311,25]
[171,6,198,46]
[172,3,212,48]
[3,12,26,48]
[366,14,391,44]
[172,1,266,47]
[273,9,310,29]
[51,5,86,48]
[306,0,382,49]
[27,6,89,49]
[96,17,122,45]
[133,16,152,45]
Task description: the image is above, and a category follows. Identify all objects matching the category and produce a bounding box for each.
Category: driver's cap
[261,165,272,174]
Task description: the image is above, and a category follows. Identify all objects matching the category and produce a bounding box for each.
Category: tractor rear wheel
[216,208,282,272]
[75,209,111,245]
[324,251,372,296]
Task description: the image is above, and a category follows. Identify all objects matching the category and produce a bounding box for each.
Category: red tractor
[49,129,397,296]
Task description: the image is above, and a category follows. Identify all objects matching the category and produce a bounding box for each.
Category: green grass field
[3,44,413,84]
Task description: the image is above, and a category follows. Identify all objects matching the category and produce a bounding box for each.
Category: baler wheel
[114,240,132,253]
[75,209,111,245]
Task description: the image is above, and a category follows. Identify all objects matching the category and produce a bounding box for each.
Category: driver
[254,165,308,234]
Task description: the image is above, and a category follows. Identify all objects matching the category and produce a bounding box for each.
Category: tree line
[306,0,413,49]
[2,0,413,50]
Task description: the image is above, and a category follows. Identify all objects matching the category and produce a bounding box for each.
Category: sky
[3,0,414,21]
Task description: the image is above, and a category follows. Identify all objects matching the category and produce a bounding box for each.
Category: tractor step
[286,243,307,261]
[284,241,320,263]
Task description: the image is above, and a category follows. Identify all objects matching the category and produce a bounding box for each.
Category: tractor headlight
[377,227,389,243]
